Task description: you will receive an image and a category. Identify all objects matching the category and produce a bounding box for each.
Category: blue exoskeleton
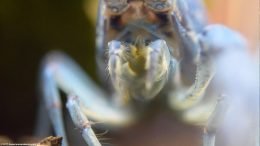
[37,0,259,146]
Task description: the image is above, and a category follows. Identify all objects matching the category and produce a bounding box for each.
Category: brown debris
[38,136,62,146]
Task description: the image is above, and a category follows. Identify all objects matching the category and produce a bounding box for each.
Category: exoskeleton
[37,0,259,146]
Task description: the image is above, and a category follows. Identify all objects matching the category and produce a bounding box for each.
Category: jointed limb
[66,95,101,146]
[200,25,259,146]
[173,0,207,32]
[168,3,215,110]
[168,53,215,110]
[39,51,135,146]
[40,60,69,146]
[203,98,228,146]
[168,24,246,112]
[181,24,254,146]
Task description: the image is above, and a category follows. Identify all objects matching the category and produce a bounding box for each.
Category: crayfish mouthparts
[108,39,171,100]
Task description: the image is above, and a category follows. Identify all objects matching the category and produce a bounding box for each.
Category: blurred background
[0,0,258,145]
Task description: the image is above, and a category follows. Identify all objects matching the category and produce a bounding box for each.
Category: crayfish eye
[105,0,129,15]
[144,0,172,12]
